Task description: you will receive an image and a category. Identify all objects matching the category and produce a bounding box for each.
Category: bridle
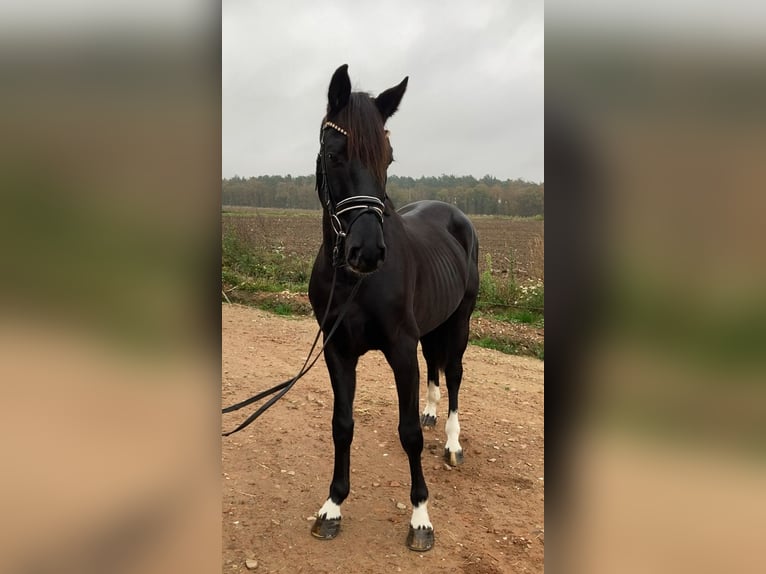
[318,120,386,267]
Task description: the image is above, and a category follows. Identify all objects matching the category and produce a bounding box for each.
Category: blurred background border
[0,2,222,573]
[1,1,765,572]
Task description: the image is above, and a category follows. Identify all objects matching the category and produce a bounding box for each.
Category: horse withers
[308,64,479,552]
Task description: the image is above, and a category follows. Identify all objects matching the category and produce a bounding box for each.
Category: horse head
[317,64,408,274]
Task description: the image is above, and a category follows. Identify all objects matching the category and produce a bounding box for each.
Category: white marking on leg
[317,498,342,519]
[422,380,440,418]
[410,501,433,530]
[445,410,461,453]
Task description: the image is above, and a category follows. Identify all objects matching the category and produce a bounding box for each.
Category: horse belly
[400,200,476,335]
[414,244,467,335]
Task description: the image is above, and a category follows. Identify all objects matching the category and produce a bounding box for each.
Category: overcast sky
[223,0,543,182]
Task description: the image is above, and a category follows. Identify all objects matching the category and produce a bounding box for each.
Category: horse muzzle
[344,213,386,274]
[346,240,386,274]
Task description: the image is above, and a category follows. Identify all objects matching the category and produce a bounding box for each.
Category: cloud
[223,0,543,182]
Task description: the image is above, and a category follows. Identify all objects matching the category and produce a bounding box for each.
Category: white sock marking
[445,410,461,453]
[317,498,341,519]
[422,380,441,418]
[410,501,433,529]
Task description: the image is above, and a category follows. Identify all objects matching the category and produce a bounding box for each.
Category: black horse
[308,65,479,552]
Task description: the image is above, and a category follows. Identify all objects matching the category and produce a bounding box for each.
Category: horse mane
[327,92,391,186]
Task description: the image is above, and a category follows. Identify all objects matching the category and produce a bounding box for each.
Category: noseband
[319,121,386,267]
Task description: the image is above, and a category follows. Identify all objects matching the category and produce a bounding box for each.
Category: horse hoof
[406,525,434,552]
[420,414,437,428]
[311,515,341,540]
[444,448,464,466]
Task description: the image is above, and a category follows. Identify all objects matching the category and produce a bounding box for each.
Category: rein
[221,268,362,436]
[221,120,384,436]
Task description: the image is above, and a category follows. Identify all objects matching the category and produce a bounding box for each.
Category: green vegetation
[477,254,544,328]
[221,215,544,360]
[472,337,544,361]
[223,174,543,217]
[222,230,312,293]
[258,300,299,316]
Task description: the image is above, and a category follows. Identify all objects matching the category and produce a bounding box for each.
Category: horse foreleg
[311,347,357,540]
[386,340,434,552]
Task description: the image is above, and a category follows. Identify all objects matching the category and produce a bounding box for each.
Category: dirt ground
[222,304,544,574]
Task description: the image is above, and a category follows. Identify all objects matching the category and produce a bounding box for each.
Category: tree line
[222,174,543,217]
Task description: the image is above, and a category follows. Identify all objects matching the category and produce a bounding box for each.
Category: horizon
[222,172,545,186]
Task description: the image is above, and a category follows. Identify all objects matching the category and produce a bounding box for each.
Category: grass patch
[258,299,300,316]
[476,254,544,327]
[223,290,313,316]
[222,230,312,294]
[472,254,544,359]
[471,337,544,360]
[507,309,537,324]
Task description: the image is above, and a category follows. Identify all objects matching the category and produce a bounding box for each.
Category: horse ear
[328,64,351,115]
[375,76,408,122]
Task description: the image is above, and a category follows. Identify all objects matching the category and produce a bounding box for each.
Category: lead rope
[222,268,363,436]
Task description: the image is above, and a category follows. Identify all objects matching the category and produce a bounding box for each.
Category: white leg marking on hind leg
[422,381,440,418]
[317,498,342,519]
[410,501,433,530]
[445,410,461,453]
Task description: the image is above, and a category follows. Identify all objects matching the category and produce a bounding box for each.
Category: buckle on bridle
[330,213,346,238]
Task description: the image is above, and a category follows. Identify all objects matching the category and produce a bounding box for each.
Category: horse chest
[338,306,397,353]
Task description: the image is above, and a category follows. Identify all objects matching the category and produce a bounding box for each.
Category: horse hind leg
[419,334,445,429]
[443,360,464,466]
[420,362,440,428]
[443,303,472,467]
